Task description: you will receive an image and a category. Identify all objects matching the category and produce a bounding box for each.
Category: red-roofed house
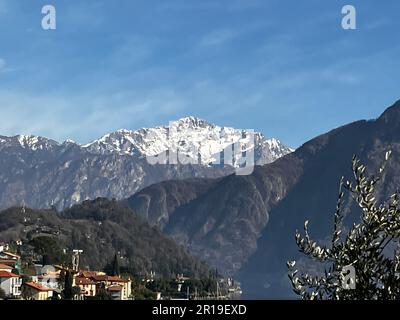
[0,264,13,272]
[74,277,97,297]
[78,273,132,300]
[22,282,54,300]
[78,271,106,278]
[107,284,124,300]
[0,270,21,297]
[0,260,17,269]
[0,251,22,273]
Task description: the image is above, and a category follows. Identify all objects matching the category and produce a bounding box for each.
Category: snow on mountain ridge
[0,117,293,165]
[82,117,293,165]
[0,134,59,151]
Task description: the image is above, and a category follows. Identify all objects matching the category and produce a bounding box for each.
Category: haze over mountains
[0,117,292,210]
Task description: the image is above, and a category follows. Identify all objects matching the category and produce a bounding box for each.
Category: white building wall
[0,277,22,297]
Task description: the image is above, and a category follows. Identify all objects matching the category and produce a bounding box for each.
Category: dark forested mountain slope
[0,198,209,278]
[126,155,303,275]
[240,100,400,298]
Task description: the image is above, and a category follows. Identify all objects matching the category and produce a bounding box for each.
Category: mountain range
[2,100,400,299]
[124,100,400,298]
[0,117,292,210]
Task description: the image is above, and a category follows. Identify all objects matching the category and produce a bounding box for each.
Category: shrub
[288,151,400,299]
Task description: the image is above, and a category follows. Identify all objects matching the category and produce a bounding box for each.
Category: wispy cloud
[0,0,399,148]
[0,87,186,144]
[199,29,237,47]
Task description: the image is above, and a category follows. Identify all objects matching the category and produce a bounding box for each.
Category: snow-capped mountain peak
[0,134,59,151]
[0,117,292,210]
[82,117,293,166]
[0,117,293,166]
[82,129,142,156]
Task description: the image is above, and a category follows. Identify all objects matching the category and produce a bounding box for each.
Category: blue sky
[0,0,399,148]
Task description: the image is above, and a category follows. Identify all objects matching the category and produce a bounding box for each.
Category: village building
[0,251,22,273]
[79,270,106,278]
[0,263,13,272]
[0,268,22,298]
[75,272,132,300]
[92,275,132,300]
[74,277,97,297]
[107,284,124,300]
[22,282,54,300]
[0,242,9,253]
[30,265,62,291]
[0,260,17,269]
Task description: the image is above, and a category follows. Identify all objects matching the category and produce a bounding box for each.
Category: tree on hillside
[111,253,120,276]
[63,270,73,300]
[29,236,68,266]
[288,151,400,300]
[103,253,120,276]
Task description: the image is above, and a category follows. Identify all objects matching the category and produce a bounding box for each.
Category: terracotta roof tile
[24,282,52,291]
[79,271,100,278]
[0,259,16,266]
[107,276,128,283]
[0,270,19,278]
[0,263,13,270]
[75,277,96,285]
[92,275,107,281]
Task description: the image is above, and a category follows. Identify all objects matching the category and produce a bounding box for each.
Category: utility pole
[72,249,83,272]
